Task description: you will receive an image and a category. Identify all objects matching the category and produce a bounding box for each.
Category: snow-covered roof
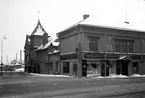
[119,55,131,60]
[58,16,145,34]
[79,16,145,32]
[48,50,59,55]
[37,38,59,51]
[53,50,59,53]
[52,42,59,46]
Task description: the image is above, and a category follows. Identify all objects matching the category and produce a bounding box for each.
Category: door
[73,63,77,76]
[101,62,105,76]
[122,61,129,76]
[116,61,121,75]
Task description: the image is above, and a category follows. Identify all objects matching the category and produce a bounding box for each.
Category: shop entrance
[73,62,77,76]
[116,60,130,76]
[116,55,131,76]
[101,60,110,76]
[122,61,129,76]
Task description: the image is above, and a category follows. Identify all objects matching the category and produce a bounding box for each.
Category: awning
[119,55,132,61]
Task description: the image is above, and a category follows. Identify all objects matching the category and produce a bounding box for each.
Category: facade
[24,20,50,73]
[36,39,60,74]
[57,24,145,77]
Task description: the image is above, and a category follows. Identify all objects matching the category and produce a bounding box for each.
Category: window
[127,41,133,53]
[46,62,53,70]
[89,37,98,51]
[55,62,59,72]
[114,39,133,53]
[114,40,120,52]
[45,63,49,70]
[63,62,69,73]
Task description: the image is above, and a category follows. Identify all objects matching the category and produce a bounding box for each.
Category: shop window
[133,62,139,74]
[63,62,69,73]
[109,64,114,74]
[89,37,99,51]
[87,63,100,74]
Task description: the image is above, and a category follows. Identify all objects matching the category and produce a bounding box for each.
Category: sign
[84,53,104,59]
[107,54,118,59]
[60,53,78,60]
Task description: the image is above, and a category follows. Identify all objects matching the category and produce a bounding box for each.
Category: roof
[48,50,59,55]
[31,20,47,35]
[119,55,132,61]
[37,38,59,51]
[58,16,145,34]
[52,42,59,46]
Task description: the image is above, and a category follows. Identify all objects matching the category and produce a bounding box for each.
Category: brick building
[57,23,145,77]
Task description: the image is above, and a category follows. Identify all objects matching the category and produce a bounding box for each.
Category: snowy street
[0,73,145,98]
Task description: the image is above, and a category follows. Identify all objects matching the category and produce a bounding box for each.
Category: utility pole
[20,50,22,64]
[75,14,89,77]
[16,53,17,61]
[104,32,107,76]
[1,36,6,76]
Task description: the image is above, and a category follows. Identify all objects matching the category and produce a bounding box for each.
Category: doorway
[116,60,130,76]
[122,61,129,76]
[73,62,77,76]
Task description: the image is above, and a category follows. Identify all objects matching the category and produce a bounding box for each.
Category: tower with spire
[24,18,50,73]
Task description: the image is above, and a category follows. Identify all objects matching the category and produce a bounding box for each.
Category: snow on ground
[108,74,128,78]
[15,68,24,72]
[30,73,145,78]
[30,73,71,77]
[93,74,145,78]
[88,74,128,78]
[131,74,145,77]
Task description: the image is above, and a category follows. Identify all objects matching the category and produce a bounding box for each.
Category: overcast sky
[0,0,145,64]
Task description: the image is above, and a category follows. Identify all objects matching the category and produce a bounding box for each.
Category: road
[0,73,145,98]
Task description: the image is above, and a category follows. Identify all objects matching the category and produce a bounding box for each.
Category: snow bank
[131,74,145,77]
[108,74,128,78]
[30,73,71,77]
[94,74,128,78]
[15,68,24,72]
[94,74,145,78]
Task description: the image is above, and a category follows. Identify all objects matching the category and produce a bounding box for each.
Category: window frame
[88,36,99,51]
[113,39,134,53]
[63,62,70,73]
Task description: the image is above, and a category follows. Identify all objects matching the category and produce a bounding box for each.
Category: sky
[0,0,145,64]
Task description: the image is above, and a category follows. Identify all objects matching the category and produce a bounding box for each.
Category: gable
[31,20,47,36]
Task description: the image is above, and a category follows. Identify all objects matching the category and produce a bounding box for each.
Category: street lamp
[1,36,6,76]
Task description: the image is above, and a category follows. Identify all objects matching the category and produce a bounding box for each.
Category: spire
[31,10,48,36]
[38,10,40,21]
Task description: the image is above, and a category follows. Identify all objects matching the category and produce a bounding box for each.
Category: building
[36,38,60,74]
[24,20,50,73]
[57,23,145,77]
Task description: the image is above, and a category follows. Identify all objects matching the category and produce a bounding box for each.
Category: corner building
[57,24,145,77]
